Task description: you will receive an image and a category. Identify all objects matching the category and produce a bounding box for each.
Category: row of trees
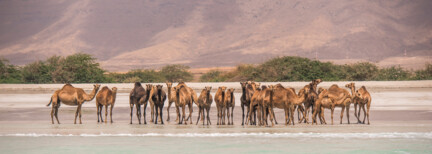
[0,54,193,83]
[200,56,432,82]
[1,54,431,83]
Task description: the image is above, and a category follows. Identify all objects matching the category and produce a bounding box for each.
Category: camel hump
[134,82,142,87]
[101,86,109,91]
[361,86,367,90]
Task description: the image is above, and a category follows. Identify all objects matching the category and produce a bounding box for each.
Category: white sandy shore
[1,80,432,93]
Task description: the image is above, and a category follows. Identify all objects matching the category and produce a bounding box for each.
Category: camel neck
[111,90,117,103]
[158,89,162,102]
[85,87,99,101]
[167,87,172,101]
[206,91,210,104]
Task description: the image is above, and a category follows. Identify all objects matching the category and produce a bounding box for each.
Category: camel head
[145,84,153,91]
[227,88,235,94]
[94,84,101,91]
[261,85,267,90]
[134,82,142,87]
[166,82,172,88]
[205,86,212,93]
[313,79,323,85]
[345,82,355,89]
[219,86,227,92]
[240,82,247,89]
[318,87,325,95]
[111,87,118,92]
[156,85,163,92]
[256,82,261,87]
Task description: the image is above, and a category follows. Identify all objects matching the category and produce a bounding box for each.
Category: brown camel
[129,82,150,124]
[312,87,334,125]
[196,86,213,125]
[175,82,198,123]
[356,86,372,124]
[260,85,277,127]
[265,84,300,126]
[151,85,167,124]
[173,85,192,125]
[166,82,177,122]
[96,86,117,123]
[214,86,227,125]
[47,84,101,124]
[246,86,264,126]
[345,83,361,123]
[301,79,322,123]
[242,81,259,125]
[224,88,235,125]
[324,84,352,124]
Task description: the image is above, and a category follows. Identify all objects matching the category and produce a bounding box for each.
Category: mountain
[0,0,431,71]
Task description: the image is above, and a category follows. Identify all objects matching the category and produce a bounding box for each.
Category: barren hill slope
[0,0,431,71]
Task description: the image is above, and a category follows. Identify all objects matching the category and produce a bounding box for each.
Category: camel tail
[47,98,52,107]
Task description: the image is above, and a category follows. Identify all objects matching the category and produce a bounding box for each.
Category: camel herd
[46,80,372,126]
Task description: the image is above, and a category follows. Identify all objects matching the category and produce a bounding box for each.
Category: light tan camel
[260,85,277,127]
[173,85,192,125]
[47,84,101,124]
[129,82,150,124]
[224,88,235,125]
[215,86,227,125]
[345,83,361,123]
[356,86,372,124]
[324,84,352,124]
[175,82,198,123]
[312,87,334,125]
[166,82,177,122]
[96,86,117,123]
[246,86,264,125]
[196,86,213,125]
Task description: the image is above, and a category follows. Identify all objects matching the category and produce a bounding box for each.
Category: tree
[0,58,22,83]
[160,64,193,82]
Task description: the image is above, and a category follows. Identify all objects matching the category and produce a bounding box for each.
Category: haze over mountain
[0,0,431,71]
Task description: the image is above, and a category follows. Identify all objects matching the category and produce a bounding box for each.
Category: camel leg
[143,103,148,125]
[284,108,289,125]
[354,103,360,123]
[320,107,326,124]
[167,101,172,121]
[362,105,367,124]
[253,109,256,125]
[312,106,317,125]
[231,106,234,125]
[136,105,141,124]
[366,103,370,125]
[105,105,108,123]
[346,105,350,124]
[245,105,250,125]
[268,107,275,127]
[182,106,187,125]
[150,102,154,122]
[331,106,335,125]
[110,105,114,123]
[54,106,60,124]
[222,107,226,125]
[188,104,193,124]
[340,107,345,124]
[207,107,211,125]
[74,105,80,124]
[155,105,159,124]
[96,104,100,123]
[78,105,83,124]
[290,105,295,126]
[196,107,201,125]
[241,104,245,125]
[129,105,134,124]
[227,107,231,125]
[51,105,55,124]
[201,108,205,125]
[296,106,301,122]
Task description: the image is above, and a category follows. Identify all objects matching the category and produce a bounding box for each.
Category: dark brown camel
[129,82,150,124]
[196,86,213,125]
[152,85,167,124]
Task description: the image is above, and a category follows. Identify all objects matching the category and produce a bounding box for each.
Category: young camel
[312,87,334,125]
[47,84,101,124]
[215,86,227,125]
[166,82,177,122]
[224,88,235,125]
[324,84,352,124]
[129,82,150,124]
[173,85,192,125]
[356,86,372,125]
[196,86,213,125]
[96,86,117,123]
[152,85,167,124]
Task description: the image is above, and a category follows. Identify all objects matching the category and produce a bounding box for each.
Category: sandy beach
[0,81,431,153]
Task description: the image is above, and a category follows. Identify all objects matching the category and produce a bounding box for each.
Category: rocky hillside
[0,0,431,71]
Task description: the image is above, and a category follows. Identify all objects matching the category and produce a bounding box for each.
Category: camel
[312,87,335,125]
[129,82,150,124]
[224,88,235,125]
[96,86,117,123]
[173,85,193,125]
[356,86,372,124]
[215,86,227,125]
[175,82,198,123]
[151,85,167,124]
[47,84,101,124]
[165,82,177,122]
[260,85,277,127]
[241,81,259,125]
[196,86,213,125]
[323,84,352,124]
[246,86,264,126]
[302,79,322,123]
[345,83,361,123]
